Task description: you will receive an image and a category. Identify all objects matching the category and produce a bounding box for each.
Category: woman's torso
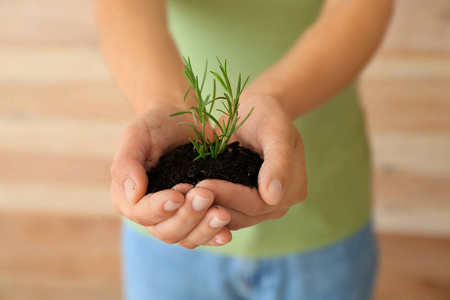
[132,0,372,257]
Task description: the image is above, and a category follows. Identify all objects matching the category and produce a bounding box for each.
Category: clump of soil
[146,142,263,194]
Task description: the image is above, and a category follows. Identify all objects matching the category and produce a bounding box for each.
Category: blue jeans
[121,222,378,300]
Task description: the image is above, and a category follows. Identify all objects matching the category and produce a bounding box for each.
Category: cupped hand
[110,102,232,248]
[196,94,307,230]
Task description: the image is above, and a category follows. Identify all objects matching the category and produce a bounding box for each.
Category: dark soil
[146,142,263,194]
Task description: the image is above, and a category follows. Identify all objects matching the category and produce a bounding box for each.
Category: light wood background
[1,0,449,299]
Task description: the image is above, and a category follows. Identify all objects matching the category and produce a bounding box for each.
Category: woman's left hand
[196,94,308,230]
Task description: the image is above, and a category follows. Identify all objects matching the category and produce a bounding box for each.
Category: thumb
[111,122,151,204]
[257,125,297,206]
[111,157,148,204]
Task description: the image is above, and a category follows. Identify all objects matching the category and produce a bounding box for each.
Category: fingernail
[192,195,211,211]
[164,201,182,212]
[124,179,136,203]
[268,178,282,204]
[215,238,226,245]
[209,216,228,228]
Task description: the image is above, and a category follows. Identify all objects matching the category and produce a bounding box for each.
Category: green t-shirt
[128,0,371,257]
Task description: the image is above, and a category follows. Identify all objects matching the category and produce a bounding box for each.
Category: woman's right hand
[110,102,232,248]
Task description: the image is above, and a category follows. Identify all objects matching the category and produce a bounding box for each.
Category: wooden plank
[0,0,96,43]
[0,181,115,216]
[0,281,121,300]
[0,212,121,300]
[375,233,450,300]
[373,169,450,237]
[371,132,450,177]
[361,80,450,132]
[0,44,110,83]
[0,280,120,300]
[1,0,450,54]
[361,53,450,237]
[361,54,450,132]
[374,198,450,237]
[0,152,111,185]
[374,170,450,206]
[0,82,133,122]
[381,0,450,53]
[0,117,125,159]
[362,53,450,80]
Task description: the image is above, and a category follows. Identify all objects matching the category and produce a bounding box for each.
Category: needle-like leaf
[170,57,254,160]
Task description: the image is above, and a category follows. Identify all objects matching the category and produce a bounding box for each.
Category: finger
[131,189,185,226]
[203,227,233,247]
[256,121,304,206]
[177,205,231,249]
[111,122,152,205]
[172,183,194,195]
[145,187,214,244]
[215,116,238,144]
[111,180,138,222]
[225,207,289,231]
[196,180,274,216]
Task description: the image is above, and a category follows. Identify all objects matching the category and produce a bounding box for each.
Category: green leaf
[182,86,192,103]
[204,95,210,106]
[177,121,193,127]
[185,126,200,139]
[214,133,221,152]
[234,107,254,133]
[222,94,233,112]
[210,71,227,90]
[204,98,217,107]
[217,108,228,116]
[204,111,223,132]
[236,73,241,99]
[241,76,250,93]
[175,57,252,160]
[170,111,190,117]
[209,80,217,114]
[200,59,208,92]
[217,58,233,97]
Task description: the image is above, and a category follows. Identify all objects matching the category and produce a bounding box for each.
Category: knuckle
[178,241,197,250]
[149,225,183,245]
[144,196,167,218]
[131,212,151,226]
[154,231,178,245]
[132,209,159,227]
[129,213,147,226]
[119,207,139,224]
[125,214,140,224]
[247,201,267,216]
[227,218,244,231]
[210,205,231,221]
[110,162,123,182]
[112,200,123,215]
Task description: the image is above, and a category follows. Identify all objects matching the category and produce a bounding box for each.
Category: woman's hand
[110,102,232,248]
[197,94,307,230]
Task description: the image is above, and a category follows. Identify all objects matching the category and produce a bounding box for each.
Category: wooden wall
[0,0,449,299]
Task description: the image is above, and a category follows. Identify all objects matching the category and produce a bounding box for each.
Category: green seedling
[170,57,254,161]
